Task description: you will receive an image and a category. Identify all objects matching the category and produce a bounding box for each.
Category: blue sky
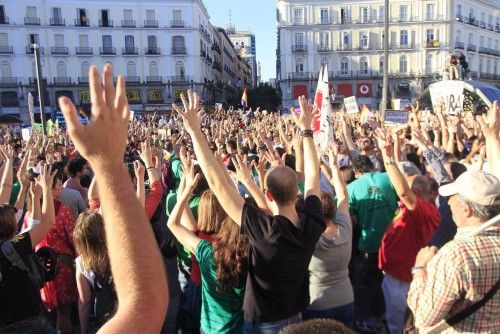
[204,0,277,81]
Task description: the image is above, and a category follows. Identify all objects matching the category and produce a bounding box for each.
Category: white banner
[429,80,465,115]
[344,96,359,114]
[313,65,333,150]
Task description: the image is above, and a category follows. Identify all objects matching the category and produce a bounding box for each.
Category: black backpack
[93,272,118,327]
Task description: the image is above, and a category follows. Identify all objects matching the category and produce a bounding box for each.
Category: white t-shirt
[75,256,96,288]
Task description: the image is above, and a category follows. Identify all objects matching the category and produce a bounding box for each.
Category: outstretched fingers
[59,96,84,142]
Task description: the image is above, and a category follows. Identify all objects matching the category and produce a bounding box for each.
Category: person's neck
[71,175,81,181]
[275,204,300,227]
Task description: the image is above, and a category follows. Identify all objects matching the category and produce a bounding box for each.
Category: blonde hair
[197,190,227,234]
[73,210,109,275]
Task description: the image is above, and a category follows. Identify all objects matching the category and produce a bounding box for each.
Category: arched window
[340,56,349,75]
[149,61,159,77]
[425,54,433,74]
[56,61,67,78]
[295,58,304,73]
[126,61,137,77]
[399,55,408,73]
[0,61,12,78]
[175,61,185,78]
[359,56,369,74]
[81,61,90,77]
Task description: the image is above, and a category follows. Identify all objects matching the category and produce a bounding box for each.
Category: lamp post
[32,44,47,136]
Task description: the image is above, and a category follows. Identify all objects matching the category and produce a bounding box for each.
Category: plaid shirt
[407,226,500,333]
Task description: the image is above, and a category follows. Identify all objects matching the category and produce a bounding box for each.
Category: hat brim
[438,182,460,197]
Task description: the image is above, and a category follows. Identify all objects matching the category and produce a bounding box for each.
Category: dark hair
[67,157,87,178]
[226,140,237,150]
[284,154,296,170]
[192,165,209,197]
[319,192,335,220]
[281,319,357,334]
[450,162,467,180]
[265,166,298,206]
[0,204,17,242]
[352,155,374,174]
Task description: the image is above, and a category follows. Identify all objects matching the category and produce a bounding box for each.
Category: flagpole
[32,43,47,136]
[380,0,389,119]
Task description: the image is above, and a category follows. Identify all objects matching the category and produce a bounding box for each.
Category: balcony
[26,46,44,54]
[337,71,352,78]
[145,47,160,55]
[99,20,113,27]
[75,18,89,26]
[318,45,333,52]
[51,47,69,55]
[53,77,72,85]
[125,76,140,83]
[467,18,479,26]
[100,47,116,55]
[292,19,306,25]
[146,76,162,83]
[172,46,187,54]
[121,20,136,28]
[170,76,190,82]
[425,40,440,49]
[0,16,9,24]
[29,77,47,85]
[488,24,494,31]
[337,44,353,51]
[171,20,185,28]
[455,41,465,50]
[290,72,310,80]
[455,15,465,22]
[318,18,332,25]
[122,47,138,55]
[355,44,372,51]
[357,70,374,77]
[24,17,40,25]
[398,43,414,50]
[50,17,65,26]
[78,76,89,84]
[478,47,488,54]
[0,46,13,54]
[292,44,307,53]
[467,44,477,52]
[75,46,93,55]
[0,77,17,85]
[480,72,494,79]
[480,21,486,29]
[144,19,158,28]
[339,18,352,25]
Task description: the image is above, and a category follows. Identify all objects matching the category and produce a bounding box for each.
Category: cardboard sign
[344,96,359,114]
[429,81,465,115]
[21,128,31,141]
[393,99,401,111]
[384,110,409,125]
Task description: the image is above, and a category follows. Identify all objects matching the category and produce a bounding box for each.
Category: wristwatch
[301,129,313,138]
[411,265,426,275]
[385,160,397,166]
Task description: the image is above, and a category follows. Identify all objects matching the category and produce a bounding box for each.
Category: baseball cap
[438,170,500,206]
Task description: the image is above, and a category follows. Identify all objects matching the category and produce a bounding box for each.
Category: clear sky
[204,0,277,82]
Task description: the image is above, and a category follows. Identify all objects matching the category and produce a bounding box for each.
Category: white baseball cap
[438,170,500,206]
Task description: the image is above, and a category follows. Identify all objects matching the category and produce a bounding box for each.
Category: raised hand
[38,164,57,190]
[374,128,394,158]
[138,140,154,168]
[476,100,499,140]
[133,160,145,180]
[59,64,130,167]
[179,145,192,171]
[232,155,253,184]
[292,95,315,130]
[178,164,200,196]
[172,90,204,134]
[327,143,339,170]
[412,128,432,150]
[263,147,285,167]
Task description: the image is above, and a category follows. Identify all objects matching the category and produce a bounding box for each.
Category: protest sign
[429,81,465,115]
[384,110,409,125]
[21,128,31,141]
[344,96,359,114]
[393,99,401,110]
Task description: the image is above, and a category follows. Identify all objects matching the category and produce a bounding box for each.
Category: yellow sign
[175,89,188,98]
[80,91,90,103]
[148,89,163,102]
[126,90,141,103]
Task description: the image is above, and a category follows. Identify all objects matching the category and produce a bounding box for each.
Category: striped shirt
[407,226,500,333]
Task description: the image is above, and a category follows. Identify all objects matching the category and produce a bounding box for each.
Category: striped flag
[241,87,248,108]
[28,92,35,124]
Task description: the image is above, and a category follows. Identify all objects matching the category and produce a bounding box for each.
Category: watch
[411,265,426,275]
[301,129,313,138]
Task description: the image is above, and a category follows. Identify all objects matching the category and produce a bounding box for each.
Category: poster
[344,96,359,114]
[429,81,465,115]
[384,110,409,125]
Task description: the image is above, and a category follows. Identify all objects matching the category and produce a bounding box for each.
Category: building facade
[228,28,258,87]
[0,0,249,123]
[276,0,500,109]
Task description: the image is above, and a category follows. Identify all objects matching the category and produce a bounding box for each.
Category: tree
[247,83,281,112]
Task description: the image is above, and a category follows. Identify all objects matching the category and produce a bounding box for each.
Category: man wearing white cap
[407,170,500,333]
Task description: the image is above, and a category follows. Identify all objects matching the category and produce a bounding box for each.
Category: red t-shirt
[191,231,215,286]
[379,197,440,282]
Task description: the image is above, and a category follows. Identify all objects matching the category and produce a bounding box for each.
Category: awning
[337,83,353,97]
[293,85,308,99]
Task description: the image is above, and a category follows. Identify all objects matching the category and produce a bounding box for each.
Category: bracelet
[301,129,314,138]
[411,265,426,275]
[146,167,155,171]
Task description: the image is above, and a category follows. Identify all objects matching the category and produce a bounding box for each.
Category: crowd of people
[0,64,499,334]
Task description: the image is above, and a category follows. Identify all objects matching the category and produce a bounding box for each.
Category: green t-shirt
[347,172,398,253]
[196,240,244,334]
[9,180,20,206]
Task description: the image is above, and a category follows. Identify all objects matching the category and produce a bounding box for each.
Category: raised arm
[172,91,245,225]
[232,155,271,214]
[476,100,500,179]
[133,160,146,208]
[59,64,168,333]
[14,150,31,211]
[0,145,14,204]
[374,128,417,210]
[327,144,349,215]
[293,96,320,198]
[28,165,56,247]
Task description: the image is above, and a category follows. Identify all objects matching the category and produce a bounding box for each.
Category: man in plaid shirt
[407,170,500,333]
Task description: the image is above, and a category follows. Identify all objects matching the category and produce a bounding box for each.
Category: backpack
[93,272,118,327]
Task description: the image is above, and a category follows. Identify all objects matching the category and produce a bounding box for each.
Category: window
[360,32,368,47]
[468,33,473,45]
[400,30,408,46]
[469,9,474,20]
[56,61,67,77]
[102,35,112,48]
[340,8,349,24]
[399,55,408,73]
[399,5,408,21]
[81,61,90,76]
[1,60,12,78]
[457,5,462,16]
[147,35,157,49]
[361,7,369,23]
[146,10,155,20]
[52,7,62,19]
[426,29,434,43]
[126,61,136,77]
[294,8,303,24]
[123,9,132,20]
[173,36,185,49]
[359,56,368,74]
[0,33,7,46]
[319,32,329,48]
[175,61,185,78]
[0,5,5,23]
[340,57,349,74]
[320,9,329,24]
[26,6,37,18]
[101,9,110,25]
[342,31,350,46]
[28,33,39,44]
[379,6,385,21]
[425,54,433,74]
[79,35,88,47]
[173,9,182,26]
[77,9,87,24]
[379,56,384,72]
[54,34,64,47]
[294,33,304,46]
[149,61,159,76]
[426,4,435,20]
[125,35,135,48]
[488,14,493,25]
[295,58,304,72]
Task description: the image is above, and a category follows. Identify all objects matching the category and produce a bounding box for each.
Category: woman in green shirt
[168,165,248,334]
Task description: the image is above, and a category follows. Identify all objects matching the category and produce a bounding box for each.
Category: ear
[463,204,474,218]
[265,189,274,202]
